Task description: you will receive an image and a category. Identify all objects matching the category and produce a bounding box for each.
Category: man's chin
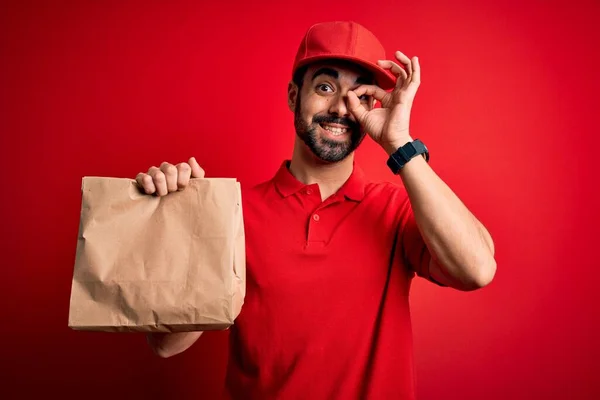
[295,129,359,163]
[311,145,354,164]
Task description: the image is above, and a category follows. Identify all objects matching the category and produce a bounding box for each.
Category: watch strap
[387,139,429,174]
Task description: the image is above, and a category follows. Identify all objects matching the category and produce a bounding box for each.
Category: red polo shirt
[225,160,440,399]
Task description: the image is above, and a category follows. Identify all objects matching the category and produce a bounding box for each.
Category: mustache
[312,114,359,131]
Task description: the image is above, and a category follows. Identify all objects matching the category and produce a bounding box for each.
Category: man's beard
[294,95,366,163]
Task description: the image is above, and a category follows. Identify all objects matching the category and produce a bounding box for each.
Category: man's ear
[287,81,299,112]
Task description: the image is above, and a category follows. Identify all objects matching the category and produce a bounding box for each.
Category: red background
[1,0,599,398]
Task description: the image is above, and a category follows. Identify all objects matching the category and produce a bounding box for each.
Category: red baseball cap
[292,21,397,90]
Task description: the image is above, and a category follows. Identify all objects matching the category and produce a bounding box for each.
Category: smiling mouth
[319,123,350,136]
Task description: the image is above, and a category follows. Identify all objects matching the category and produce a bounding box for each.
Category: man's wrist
[386,137,430,175]
[383,136,414,155]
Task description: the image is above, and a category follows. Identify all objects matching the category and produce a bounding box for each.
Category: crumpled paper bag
[67,176,245,333]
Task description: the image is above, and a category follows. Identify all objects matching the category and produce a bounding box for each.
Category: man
[138,21,496,399]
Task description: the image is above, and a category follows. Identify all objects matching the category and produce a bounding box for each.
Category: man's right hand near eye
[137,156,205,357]
[136,156,205,196]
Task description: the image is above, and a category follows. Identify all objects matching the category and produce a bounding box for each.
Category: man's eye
[317,84,333,92]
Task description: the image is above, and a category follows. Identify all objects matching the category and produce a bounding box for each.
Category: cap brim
[294,54,397,90]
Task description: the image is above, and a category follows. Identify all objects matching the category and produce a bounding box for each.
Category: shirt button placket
[307,212,324,248]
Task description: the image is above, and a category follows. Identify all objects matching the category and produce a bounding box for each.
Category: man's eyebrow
[355,76,373,85]
[312,67,373,86]
[312,67,338,81]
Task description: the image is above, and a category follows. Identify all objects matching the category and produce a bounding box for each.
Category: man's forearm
[395,147,496,289]
[146,331,203,358]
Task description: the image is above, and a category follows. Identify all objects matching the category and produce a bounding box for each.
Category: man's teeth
[322,124,348,135]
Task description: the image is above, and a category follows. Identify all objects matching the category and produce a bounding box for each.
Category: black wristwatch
[387,139,429,174]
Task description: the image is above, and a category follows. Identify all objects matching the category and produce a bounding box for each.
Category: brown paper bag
[68,176,246,333]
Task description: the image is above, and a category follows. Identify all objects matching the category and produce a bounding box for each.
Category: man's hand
[347,51,421,154]
[136,157,205,196]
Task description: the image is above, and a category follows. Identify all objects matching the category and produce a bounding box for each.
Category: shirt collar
[273,160,366,202]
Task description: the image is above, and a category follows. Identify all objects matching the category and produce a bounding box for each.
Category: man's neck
[288,141,354,201]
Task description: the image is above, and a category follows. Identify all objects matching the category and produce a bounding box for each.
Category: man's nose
[328,93,350,117]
